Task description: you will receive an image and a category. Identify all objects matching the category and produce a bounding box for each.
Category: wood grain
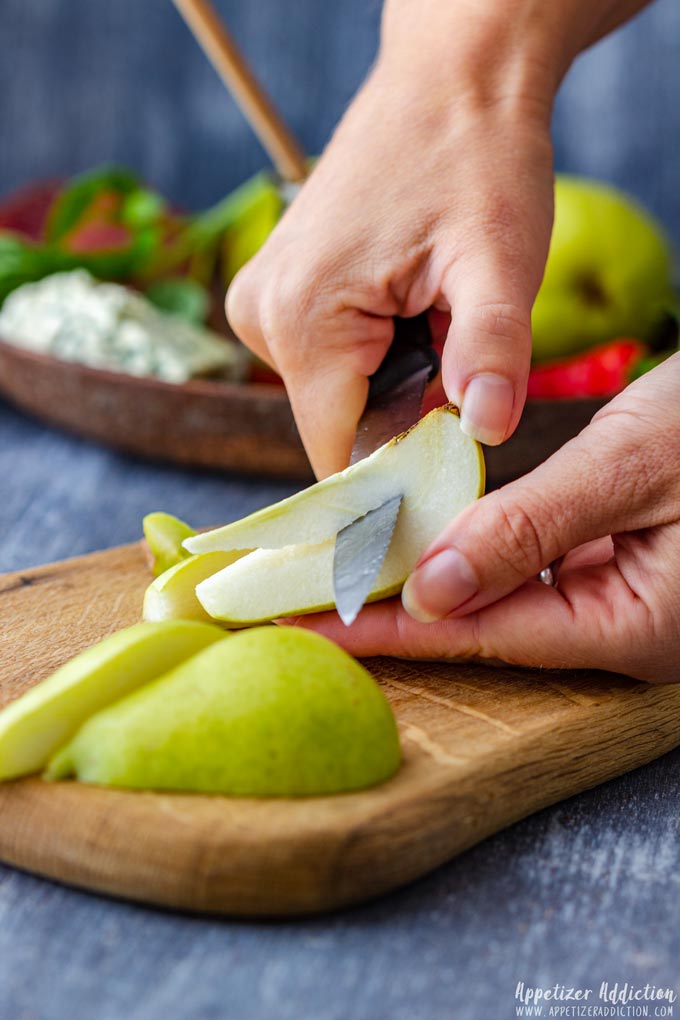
[1,544,679,916]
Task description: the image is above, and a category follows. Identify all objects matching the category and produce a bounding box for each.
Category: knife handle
[367,314,440,400]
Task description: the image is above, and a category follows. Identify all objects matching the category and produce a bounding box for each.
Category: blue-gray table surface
[0,398,678,1020]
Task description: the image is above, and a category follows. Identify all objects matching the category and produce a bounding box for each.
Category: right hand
[226,0,653,481]
[227,3,561,478]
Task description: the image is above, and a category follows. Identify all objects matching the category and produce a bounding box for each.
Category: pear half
[47,627,401,796]
[0,620,226,780]
[187,405,484,626]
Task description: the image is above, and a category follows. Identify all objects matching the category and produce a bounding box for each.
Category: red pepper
[527,339,648,399]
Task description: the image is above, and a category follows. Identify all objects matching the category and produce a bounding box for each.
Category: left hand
[290,355,680,685]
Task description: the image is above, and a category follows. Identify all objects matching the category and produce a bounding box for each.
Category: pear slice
[143,551,248,623]
[0,620,226,781]
[184,406,483,555]
[193,406,484,626]
[143,512,196,576]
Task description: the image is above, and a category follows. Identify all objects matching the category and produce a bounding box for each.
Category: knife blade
[332,314,438,626]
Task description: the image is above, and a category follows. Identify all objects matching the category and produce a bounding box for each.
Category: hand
[227,5,561,477]
[227,0,653,479]
[292,356,680,685]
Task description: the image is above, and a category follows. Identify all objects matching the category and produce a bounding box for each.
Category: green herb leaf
[145,277,210,324]
[142,171,278,279]
[0,233,73,305]
[45,165,142,244]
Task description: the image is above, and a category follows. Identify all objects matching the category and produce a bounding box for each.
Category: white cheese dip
[0,270,248,384]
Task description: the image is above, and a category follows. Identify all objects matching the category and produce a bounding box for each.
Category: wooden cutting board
[1,544,680,916]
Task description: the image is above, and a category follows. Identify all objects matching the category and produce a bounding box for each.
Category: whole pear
[532,176,674,361]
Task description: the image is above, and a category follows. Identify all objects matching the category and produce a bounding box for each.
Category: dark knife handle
[367,313,440,400]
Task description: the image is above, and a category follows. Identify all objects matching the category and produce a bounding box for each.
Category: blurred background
[0,0,678,241]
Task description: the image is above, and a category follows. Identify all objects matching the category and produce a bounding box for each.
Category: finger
[441,262,534,446]
[294,559,663,682]
[228,253,394,478]
[401,408,675,623]
[440,189,552,445]
[560,537,614,571]
[272,309,393,479]
[225,261,276,368]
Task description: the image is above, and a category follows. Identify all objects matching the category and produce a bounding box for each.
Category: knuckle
[259,270,316,370]
[477,191,523,239]
[585,409,669,519]
[467,300,531,344]
[487,490,549,577]
[224,263,257,339]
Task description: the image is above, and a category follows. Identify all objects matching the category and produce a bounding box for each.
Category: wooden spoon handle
[173,0,308,184]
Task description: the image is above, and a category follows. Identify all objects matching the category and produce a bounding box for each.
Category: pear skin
[0,620,226,780]
[143,512,196,576]
[47,627,401,797]
[189,406,484,625]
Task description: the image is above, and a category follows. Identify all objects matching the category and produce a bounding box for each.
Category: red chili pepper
[527,339,648,399]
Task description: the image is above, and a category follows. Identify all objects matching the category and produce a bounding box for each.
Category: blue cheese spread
[0,270,248,384]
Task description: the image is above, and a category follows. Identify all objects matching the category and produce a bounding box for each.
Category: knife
[332,314,439,626]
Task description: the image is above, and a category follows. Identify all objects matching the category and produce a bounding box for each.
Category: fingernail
[460,373,515,446]
[401,548,478,622]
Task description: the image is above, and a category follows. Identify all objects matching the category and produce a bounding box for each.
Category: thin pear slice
[184,406,479,555]
[0,620,226,781]
[195,406,484,626]
[143,512,196,576]
[185,405,482,556]
[143,551,247,623]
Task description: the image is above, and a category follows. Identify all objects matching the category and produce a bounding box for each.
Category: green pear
[47,627,401,796]
[532,176,674,362]
[185,405,484,625]
[143,511,196,576]
[143,550,248,623]
[0,621,226,780]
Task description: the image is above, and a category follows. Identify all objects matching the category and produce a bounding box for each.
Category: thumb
[439,163,554,446]
[401,408,670,623]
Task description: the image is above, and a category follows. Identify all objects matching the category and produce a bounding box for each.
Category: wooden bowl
[0,339,313,480]
[0,180,606,485]
[0,337,604,487]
